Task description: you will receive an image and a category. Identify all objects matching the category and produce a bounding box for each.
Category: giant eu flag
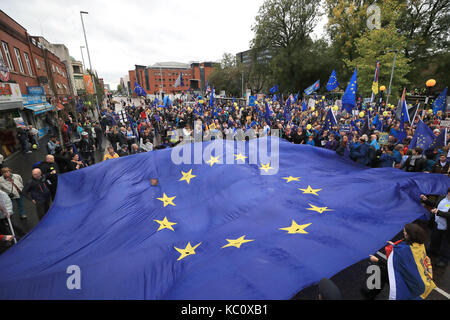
[0,137,447,299]
[342,68,357,113]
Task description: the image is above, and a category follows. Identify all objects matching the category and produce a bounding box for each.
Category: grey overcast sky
[2,0,326,89]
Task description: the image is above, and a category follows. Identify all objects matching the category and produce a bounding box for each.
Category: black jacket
[22,177,51,203]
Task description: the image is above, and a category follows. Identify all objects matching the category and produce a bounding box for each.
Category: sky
[2,0,326,89]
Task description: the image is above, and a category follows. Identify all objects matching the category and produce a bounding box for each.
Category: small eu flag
[326,70,339,91]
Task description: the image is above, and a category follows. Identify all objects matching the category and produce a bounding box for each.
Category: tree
[208,53,242,97]
[117,84,123,94]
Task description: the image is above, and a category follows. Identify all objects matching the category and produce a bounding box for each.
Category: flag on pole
[304,80,320,95]
[409,120,435,151]
[342,68,357,113]
[432,87,448,115]
[326,70,339,91]
[269,85,279,94]
[371,60,380,102]
[173,73,184,88]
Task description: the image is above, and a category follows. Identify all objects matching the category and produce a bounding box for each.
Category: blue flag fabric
[409,120,435,151]
[350,120,360,133]
[387,242,435,300]
[432,87,448,115]
[427,128,447,151]
[302,100,307,112]
[249,95,257,107]
[326,70,339,91]
[324,108,337,131]
[0,138,447,300]
[269,85,278,94]
[76,99,84,113]
[400,100,410,124]
[134,81,147,97]
[264,102,272,125]
[304,80,320,95]
[163,96,171,108]
[209,87,215,107]
[342,68,357,113]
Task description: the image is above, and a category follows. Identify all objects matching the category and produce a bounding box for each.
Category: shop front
[0,83,24,157]
[22,86,56,137]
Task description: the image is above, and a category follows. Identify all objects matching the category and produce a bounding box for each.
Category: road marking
[376,251,450,299]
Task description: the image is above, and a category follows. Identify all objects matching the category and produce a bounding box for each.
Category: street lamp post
[80,46,86,71]
[385,49,398,105]
[80,11,100,119]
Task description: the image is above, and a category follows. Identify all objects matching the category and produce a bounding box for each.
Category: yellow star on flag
[179,169,196,184]
[299,185,322,196]
[279,220,312,234]
[206,155,220,167]
[259,163,273,173]
[306,203,333,214]
[282,176,301,183]
[174,242,201,261]
[157,193,176,207]
[234,153,248,162]
[154,216,177,231]
[221,235,254,249]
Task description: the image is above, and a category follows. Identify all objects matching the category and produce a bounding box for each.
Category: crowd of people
[0,92,448,299]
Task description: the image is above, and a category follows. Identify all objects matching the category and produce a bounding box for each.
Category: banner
[379,133,389,145]
[83,75,95,95]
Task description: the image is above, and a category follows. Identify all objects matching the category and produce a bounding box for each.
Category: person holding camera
[0,168,26,219]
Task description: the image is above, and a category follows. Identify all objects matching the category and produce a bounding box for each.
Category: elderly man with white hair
[22,168,52,221]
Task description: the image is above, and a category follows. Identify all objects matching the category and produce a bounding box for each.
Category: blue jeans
[13,196,25,216]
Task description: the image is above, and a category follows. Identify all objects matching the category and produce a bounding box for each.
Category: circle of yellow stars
[152,153,334,261]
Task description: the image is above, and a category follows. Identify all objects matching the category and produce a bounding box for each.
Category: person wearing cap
[78,132,96,165]
[421,190,450,267]
[117,144,129,157]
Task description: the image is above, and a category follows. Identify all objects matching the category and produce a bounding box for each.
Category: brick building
[129,61,216,97]
[0,10,74,157]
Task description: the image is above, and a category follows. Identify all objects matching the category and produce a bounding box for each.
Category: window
[52,64,55,73]
[24,52,33,76]
[56,66,60,74]
[1,42,14,70]
[63,84,67,90]
[14,48,25,73]
[31,38,36,46]
[35,58,40,69]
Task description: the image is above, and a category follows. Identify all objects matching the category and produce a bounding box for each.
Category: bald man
[22,168,52,220]
[38,155,59,201]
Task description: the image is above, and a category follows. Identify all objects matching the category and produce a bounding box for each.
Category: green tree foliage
[344,1,410,102]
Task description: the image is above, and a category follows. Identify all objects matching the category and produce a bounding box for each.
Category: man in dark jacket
[431,154,449,174]
[117,144,129,157]
[93,122,104,152]
[78,132,96,165]
[16,127,31,153]
[401,147,427,172]
[38,155,59,201]
[421,189,450,267]
[22,168,52,220]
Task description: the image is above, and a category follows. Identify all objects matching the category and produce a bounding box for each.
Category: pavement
[0,98,448,300]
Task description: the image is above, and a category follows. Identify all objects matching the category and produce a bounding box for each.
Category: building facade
[129,61,216,97]
[0,10,74,157]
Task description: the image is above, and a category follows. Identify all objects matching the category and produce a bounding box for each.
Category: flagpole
[386,50,398,105]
